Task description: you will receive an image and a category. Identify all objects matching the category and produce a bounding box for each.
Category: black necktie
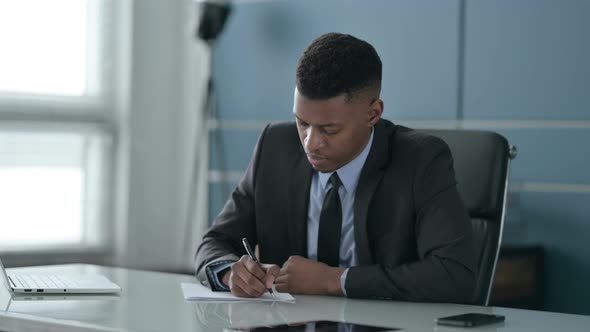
[317,172,343,267]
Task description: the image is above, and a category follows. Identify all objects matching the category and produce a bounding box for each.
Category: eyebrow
[294,115,338,128]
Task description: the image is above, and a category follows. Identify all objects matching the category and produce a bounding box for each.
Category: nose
[304,126,323,153]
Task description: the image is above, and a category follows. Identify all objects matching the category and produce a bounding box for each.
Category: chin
[312,165,336,173]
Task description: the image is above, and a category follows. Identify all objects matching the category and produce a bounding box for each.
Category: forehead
[293,89,359,124]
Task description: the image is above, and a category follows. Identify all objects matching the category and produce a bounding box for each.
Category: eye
[323,128,339,136]
[297,119,309,128]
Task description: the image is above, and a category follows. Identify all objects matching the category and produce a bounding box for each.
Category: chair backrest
[421,129,515,305]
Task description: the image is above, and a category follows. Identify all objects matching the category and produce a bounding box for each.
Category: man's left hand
[274,255,345,296]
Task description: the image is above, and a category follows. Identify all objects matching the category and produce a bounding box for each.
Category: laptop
[0,257,121,294]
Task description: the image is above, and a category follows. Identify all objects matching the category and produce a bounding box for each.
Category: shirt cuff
[340,268,349,296]
[205,260,234,291]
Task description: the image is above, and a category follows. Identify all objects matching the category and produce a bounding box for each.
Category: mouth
[306,154,327,167]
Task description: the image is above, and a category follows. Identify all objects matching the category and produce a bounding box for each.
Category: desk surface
[1,264,589,331]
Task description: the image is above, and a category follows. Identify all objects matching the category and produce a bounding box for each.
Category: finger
[230,282,256,298]
[229,280,249,298]
[241,256,267,280]
[275,283,286,293]
[278,264,289,276]
[274,274,288,285]
[263,264,280,277]
[228,270,251,298]
[280,256,296,270]
[263,264,280,288]
[235,264,267,295]
[274,278,288,293]
[231,272,264,297]
[242,271,268,295]
[230,260,249,278]
[235,257,266,287]
[231,261,266,296]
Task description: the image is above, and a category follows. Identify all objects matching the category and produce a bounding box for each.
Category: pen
[242,237,275,297]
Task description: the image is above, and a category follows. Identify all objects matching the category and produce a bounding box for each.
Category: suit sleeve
[194,124,270,287]
[345,137,476,303]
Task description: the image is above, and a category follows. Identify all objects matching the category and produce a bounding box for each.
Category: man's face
[293,88,382,173]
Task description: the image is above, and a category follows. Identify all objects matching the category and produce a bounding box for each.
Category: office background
[0,0,588,319]
[208,0,590,315]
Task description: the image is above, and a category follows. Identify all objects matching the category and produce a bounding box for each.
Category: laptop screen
[0,257,14,291]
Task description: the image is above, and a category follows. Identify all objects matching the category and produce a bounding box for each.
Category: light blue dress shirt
[307,129,374,295]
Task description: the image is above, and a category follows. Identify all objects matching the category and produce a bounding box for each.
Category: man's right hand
[222,255,280,297]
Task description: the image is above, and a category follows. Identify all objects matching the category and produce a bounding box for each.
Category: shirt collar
[318,128,374,194]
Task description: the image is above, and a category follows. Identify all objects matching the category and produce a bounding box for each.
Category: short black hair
[296,32,382,100]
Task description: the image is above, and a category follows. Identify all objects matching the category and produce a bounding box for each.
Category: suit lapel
[354,121,392,265]
[288,147,313,257]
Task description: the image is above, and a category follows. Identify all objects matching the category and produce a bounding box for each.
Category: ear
[367,99,384,127]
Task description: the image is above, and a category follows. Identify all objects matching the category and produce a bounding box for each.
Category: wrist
[325,266,345,296]
[221,270,231,287]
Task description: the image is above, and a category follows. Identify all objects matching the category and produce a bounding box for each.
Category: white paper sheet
[181,282,295,303]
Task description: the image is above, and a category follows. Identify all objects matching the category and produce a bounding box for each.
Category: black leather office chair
[421,129,517,305]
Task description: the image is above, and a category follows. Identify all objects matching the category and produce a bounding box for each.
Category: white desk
[1,264,589,331]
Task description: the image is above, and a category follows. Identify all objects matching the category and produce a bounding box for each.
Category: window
[0,0,120,251]
[0,130,111,249]
[0,0,105,98]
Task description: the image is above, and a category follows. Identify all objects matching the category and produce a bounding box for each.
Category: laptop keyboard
[12,274,78,289]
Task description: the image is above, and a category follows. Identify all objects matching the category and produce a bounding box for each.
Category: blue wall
[208,0,590,315]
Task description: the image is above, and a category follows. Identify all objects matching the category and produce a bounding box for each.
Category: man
[195,32,475,303]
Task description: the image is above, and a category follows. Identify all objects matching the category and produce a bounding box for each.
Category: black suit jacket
[195,119,476,303]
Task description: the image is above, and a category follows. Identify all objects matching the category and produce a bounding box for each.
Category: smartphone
[435,313,505,327]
